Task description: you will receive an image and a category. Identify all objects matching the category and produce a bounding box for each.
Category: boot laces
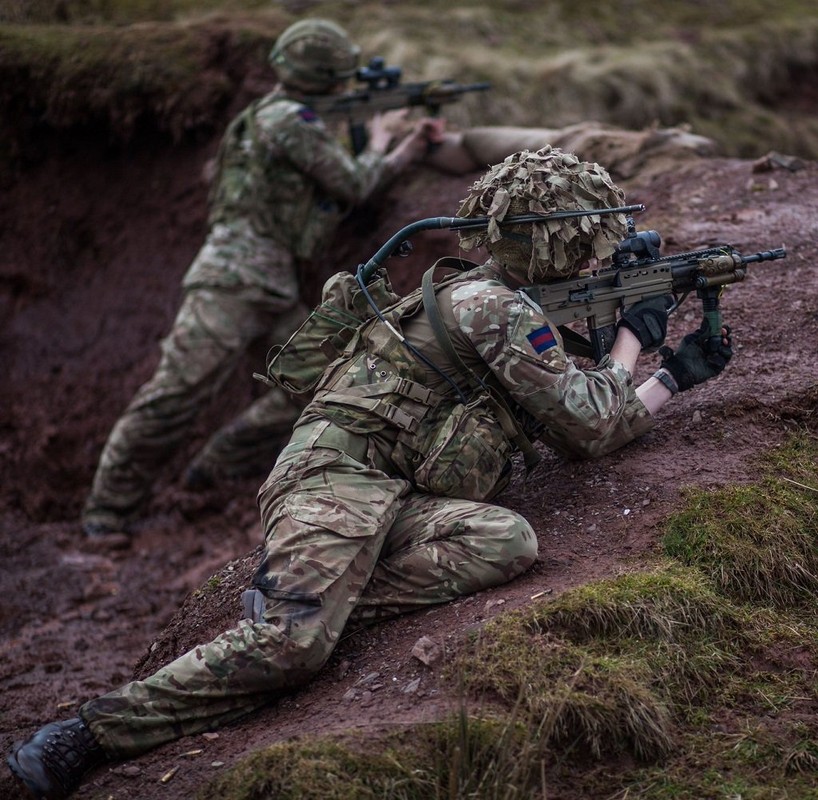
[42,721,105,794]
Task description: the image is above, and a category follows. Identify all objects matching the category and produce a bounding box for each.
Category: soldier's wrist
[652,368,679,396]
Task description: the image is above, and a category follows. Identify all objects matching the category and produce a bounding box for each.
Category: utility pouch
[420,265,542,471]
[259,270,400,396]
[413,396,514,502]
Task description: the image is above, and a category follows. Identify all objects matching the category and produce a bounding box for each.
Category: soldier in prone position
[82,18,438,538]
[9,146,733,799]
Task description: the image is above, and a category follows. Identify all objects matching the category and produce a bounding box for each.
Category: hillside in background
[2,0,818,169]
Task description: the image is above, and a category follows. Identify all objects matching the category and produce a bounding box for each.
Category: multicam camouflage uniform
[82,87,404,531]
[74,148,653,759]
[79,149,655,756]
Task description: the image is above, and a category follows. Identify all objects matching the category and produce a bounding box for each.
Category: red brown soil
[1,128,817,800]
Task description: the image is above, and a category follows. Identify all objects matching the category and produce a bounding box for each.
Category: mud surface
[1,138,817,799]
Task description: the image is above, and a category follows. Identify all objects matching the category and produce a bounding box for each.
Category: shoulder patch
[526,324,557,354]
[297,106,319,123]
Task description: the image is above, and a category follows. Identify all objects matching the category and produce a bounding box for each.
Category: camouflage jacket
[302,260,654,500]
[207,87,400,262]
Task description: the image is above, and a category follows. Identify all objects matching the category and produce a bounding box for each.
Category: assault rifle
[356,205,787,362]
[308,56,490,155]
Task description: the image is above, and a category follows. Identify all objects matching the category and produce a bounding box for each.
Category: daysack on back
[257,270,400,397]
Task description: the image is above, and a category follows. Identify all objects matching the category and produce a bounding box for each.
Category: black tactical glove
[617,295,674,351]
[657,321,733,392]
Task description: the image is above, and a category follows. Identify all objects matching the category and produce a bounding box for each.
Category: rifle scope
[356,57,402,89]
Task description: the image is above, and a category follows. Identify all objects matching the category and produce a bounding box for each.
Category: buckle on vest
[380,403,419,433]
[393,378,436,406]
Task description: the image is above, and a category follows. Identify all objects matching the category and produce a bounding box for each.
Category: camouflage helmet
[457,146,628,282]
[269,18,360,93]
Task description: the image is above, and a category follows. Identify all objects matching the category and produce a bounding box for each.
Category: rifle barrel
[741,247,787,263]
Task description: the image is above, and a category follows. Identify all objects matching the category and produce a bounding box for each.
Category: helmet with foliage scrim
[457,146,628,282]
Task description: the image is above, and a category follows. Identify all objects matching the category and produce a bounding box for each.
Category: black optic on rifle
[613,216,662,265]
[356,57,402,89]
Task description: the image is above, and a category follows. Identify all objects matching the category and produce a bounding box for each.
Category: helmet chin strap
[485,252,530,288]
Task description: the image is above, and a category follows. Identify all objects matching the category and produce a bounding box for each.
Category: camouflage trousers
[80,418,538,758]
[82,282,307,529]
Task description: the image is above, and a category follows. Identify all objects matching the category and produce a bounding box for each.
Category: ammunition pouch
[409,395,514,502]
[316,371,440,435]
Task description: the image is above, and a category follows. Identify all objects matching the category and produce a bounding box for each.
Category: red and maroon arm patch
[298,107,319,123]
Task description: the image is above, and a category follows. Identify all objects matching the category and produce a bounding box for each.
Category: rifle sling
[420,264,541,470]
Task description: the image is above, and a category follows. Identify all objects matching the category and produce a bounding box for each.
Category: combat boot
[7,718,108,800]
[80,508,131,540]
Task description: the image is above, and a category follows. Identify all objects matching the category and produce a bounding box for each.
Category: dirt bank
[1,118,817,799]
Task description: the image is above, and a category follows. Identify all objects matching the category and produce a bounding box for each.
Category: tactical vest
[208,93,344,259]
[208,96,274,231]
[294,261,540,502]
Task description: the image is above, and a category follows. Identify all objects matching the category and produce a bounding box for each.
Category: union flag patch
[526,325,557,354]
[298,107,319,122]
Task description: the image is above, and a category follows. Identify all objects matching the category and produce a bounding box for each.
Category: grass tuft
[664,435,818,607]
[196,716,551,800]
[447,565,753,762]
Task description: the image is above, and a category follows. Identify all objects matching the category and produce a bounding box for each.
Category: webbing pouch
[258,270,400,396]
[413,395,515,502]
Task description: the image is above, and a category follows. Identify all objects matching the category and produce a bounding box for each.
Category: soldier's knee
[252,606,339,679]
[510,514,538,567]
[482,506,537,578]
[277,627,337,682]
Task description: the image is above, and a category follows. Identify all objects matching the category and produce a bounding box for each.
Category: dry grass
[3,2,818,158]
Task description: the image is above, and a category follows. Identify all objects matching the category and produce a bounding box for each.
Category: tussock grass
[526,567,740,643]
[664,434,818,607]
[622,725,818,799]
[527,568,749,707]
[196,735,419,800]
[196,716,549,800]
[449,566,751,762]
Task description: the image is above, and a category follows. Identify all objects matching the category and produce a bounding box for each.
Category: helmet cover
[269,18,360,93]
[457,146,628,281]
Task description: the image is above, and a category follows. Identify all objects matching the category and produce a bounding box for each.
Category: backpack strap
[420,264,541,469]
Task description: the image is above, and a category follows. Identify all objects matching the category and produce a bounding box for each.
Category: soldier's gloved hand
[617,295,674,351]
[657,321,733,392]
